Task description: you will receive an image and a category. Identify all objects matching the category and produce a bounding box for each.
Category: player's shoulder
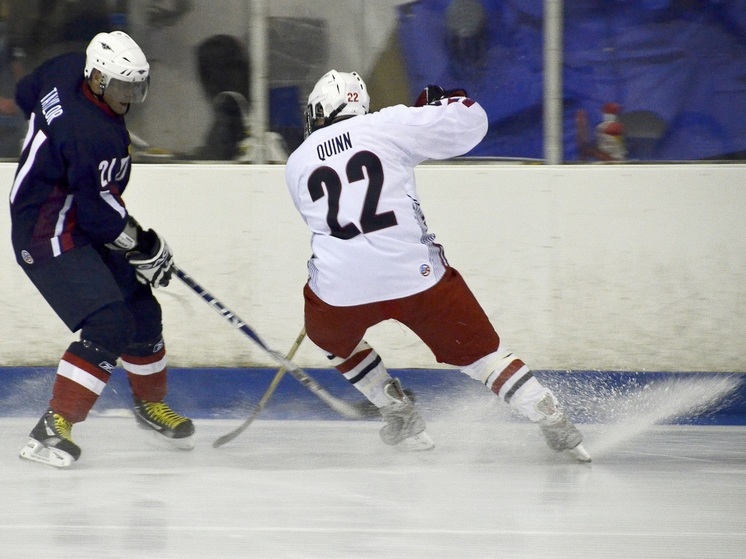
[49,87,108,140]
[285,138,309,177]
[336,105,415,134]
[371,102,471,125]
[27,54,93,121]
[34,53,86,91]
[370,104,411,122]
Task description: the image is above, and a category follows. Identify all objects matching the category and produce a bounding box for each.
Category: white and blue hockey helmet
[304,70,369,137]
[84,31,150,104]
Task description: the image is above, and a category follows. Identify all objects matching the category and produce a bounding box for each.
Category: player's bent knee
[79,301,135,357]
[326,339,372,367]
[461,347,516,384]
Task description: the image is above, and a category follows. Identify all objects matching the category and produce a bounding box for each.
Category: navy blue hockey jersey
[9,52,133,267]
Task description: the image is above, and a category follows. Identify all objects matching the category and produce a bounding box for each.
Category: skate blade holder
[393,431,435,452]
[138,426,195,451]
[19,439,76,468]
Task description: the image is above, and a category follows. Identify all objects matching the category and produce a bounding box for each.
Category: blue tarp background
[397,0,746,161]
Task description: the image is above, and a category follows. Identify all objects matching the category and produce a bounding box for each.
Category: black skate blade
[138,426,195,451]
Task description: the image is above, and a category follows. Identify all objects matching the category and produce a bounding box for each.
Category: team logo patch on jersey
[21,250,34,265]
[420,264,431,277]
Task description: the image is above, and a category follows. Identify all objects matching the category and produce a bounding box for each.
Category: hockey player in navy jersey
[10,31,194,468]
[285,71,591,462]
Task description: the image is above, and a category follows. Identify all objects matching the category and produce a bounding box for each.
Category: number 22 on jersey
[307,150,398,240]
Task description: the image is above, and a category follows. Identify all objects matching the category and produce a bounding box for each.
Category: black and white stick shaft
[173,265,372,420]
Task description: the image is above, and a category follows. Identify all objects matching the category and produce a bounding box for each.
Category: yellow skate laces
[138,401,190,430]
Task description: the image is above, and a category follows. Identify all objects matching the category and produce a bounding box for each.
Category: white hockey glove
[125,228,174,288]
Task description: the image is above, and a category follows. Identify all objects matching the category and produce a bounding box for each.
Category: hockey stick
[172,265,374,420]
[213,327,307,448]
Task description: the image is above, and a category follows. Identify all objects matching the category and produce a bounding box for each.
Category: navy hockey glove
[126,228,174,288]
[414,85,468,107]
[106,215,143,252]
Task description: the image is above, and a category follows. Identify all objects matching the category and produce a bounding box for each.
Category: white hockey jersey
[285,97,488,306]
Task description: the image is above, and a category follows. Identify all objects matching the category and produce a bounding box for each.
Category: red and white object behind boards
[595,102,627,161]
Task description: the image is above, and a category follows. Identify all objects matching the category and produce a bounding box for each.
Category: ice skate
[19,409,81,468]
[133,398,195,450]
[379,378,434,451]
[535,394,591,463]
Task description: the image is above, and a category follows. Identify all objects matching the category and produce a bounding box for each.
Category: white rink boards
[2,163,746,372]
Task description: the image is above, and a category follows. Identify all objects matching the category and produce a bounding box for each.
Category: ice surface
[2,416,745,559]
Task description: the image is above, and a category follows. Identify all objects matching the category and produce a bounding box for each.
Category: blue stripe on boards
[1,368,744,424]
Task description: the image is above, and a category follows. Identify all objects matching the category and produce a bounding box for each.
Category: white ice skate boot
[535,394,591,463]
[379,378,434,451]
[19,409,81,468]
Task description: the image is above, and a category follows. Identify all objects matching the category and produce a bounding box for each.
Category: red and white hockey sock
[328,340,392,408]
[461,346,558,422]
[122,338,168,402]
[49,340,117,423]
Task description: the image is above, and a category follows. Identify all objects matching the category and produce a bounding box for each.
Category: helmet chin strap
[306,102,351,137]
[88,73,108,100]
[325,103,347,126]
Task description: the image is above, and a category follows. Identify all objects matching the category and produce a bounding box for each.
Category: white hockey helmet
[304,70,369,137]
[84,31,150,103]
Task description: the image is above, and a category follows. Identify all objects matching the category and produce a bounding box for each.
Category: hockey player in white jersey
[285,70,590,462]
